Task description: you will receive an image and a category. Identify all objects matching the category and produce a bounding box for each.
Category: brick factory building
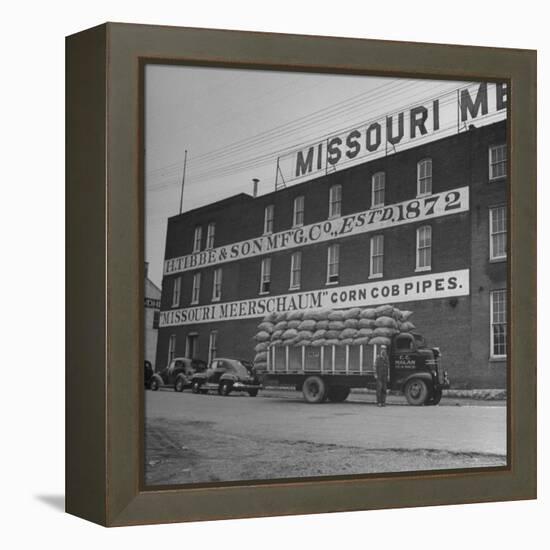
[156,118,507,389]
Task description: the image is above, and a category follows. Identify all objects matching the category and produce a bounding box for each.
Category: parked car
[191,358,262,397]
[149,357,207,392]
[144,360,154,389]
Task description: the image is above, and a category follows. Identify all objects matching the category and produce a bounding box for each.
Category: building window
[208,331,218,364]
[369,235,384,278]
[417,158,432,197]
[264,205,274,234]
[326,244,340,284]
[293,196,305,227]
[371,172,385,208]
[290,251,302,289]
[489,144,507,180]
[193,225,202,253]
[212,267,222,301]
[191,272,201,305]
[490,206,507,260]
[416,225,432,271]
[172,276,181,307]
[167,334,176,365]
[328,185,342,218]
[491,290,507,358]
[153,310,160,329]
[260,257,272,294]
[206,222,216,249]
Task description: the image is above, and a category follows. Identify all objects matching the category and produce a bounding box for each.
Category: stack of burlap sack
[252,305,415,371]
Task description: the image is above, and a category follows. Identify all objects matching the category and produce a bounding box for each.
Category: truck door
[391,334,417,386]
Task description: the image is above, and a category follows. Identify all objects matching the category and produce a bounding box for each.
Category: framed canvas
[66,22,536,526]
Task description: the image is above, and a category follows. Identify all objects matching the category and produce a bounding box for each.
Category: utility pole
[179,149,188,214]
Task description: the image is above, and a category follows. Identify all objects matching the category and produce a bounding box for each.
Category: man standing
[375,345,390,407]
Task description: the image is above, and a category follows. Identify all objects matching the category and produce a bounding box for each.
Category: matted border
[66,22,536,527]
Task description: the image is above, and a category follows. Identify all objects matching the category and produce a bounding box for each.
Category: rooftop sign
[276,82,507,186]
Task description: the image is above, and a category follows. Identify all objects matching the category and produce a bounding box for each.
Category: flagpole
[179,150,188,214]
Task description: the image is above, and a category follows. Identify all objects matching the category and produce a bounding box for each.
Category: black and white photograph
[143,65,508,486]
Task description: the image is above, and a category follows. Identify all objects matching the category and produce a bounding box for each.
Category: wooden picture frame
[66,22,536,526]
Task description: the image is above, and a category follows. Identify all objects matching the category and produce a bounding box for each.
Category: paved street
[145,389,507,485]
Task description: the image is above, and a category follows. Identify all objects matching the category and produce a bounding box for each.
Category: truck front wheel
[302,376,327,404]
[327,386,350,403]
[427,388,443,406]
[404,379,429,406]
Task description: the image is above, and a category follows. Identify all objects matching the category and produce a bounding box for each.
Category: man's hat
[380,345,387,350]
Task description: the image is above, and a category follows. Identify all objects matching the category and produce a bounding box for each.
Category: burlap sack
[357,327,373,338]
[257,321,274,333]
[311,339,325,347]
[296,340,311,346]
[328,320,345,330]
[375,304,394,317]
[359,308,377,319]
[399,321,416,332]
[325,339,340,346]
[325,330,340,340]
[315,320,330,330]
[254,361,268,372]
[271,329,284,340]
[373,327,397,338]
[254,351,268,363]
[400,310,413,321]
[263,312,278,323]
[328,310,345,321]
[344,318,359,329]
[255,331,271,342]
[270,339,282,347]
[375,316,398,329]
[298,319,316,331]
[282,328,298,340]
[353,336,370,345]
[254,342,269,353]
[312,329,327,340]
[340,328,358,339]
[369,336,391,346]
[274,321,287,331]
[297,330,314,341]
[287,310,304,321]
[340,338,354,345]
[287,320,301,329]
[343,307,361,320]
[274,311,287,322]
[358,318,376,329]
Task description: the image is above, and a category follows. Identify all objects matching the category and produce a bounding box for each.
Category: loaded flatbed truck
[262,332,449,405]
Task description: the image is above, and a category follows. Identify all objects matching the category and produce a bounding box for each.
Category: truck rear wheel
[302,376,327,404]
[327,386,350,403]
[404,379,429,406]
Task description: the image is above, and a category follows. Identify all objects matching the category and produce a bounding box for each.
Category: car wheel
[192,381,201,394]
[404,379,429,406]
[302,376,327,404]
[174,377,185,392]
[327,386,350,403]
[220,382,232,396]
[248,389,259,397]
[150,378,159,391]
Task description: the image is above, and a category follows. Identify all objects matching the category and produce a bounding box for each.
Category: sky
[144,67,504,287]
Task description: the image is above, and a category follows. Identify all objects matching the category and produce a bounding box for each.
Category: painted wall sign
[276,82,507,185]
[159,269,470,327]
[164,186,469,275]
[144,298,161,309]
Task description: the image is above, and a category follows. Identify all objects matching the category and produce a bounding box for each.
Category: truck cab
[389,332,449,405]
